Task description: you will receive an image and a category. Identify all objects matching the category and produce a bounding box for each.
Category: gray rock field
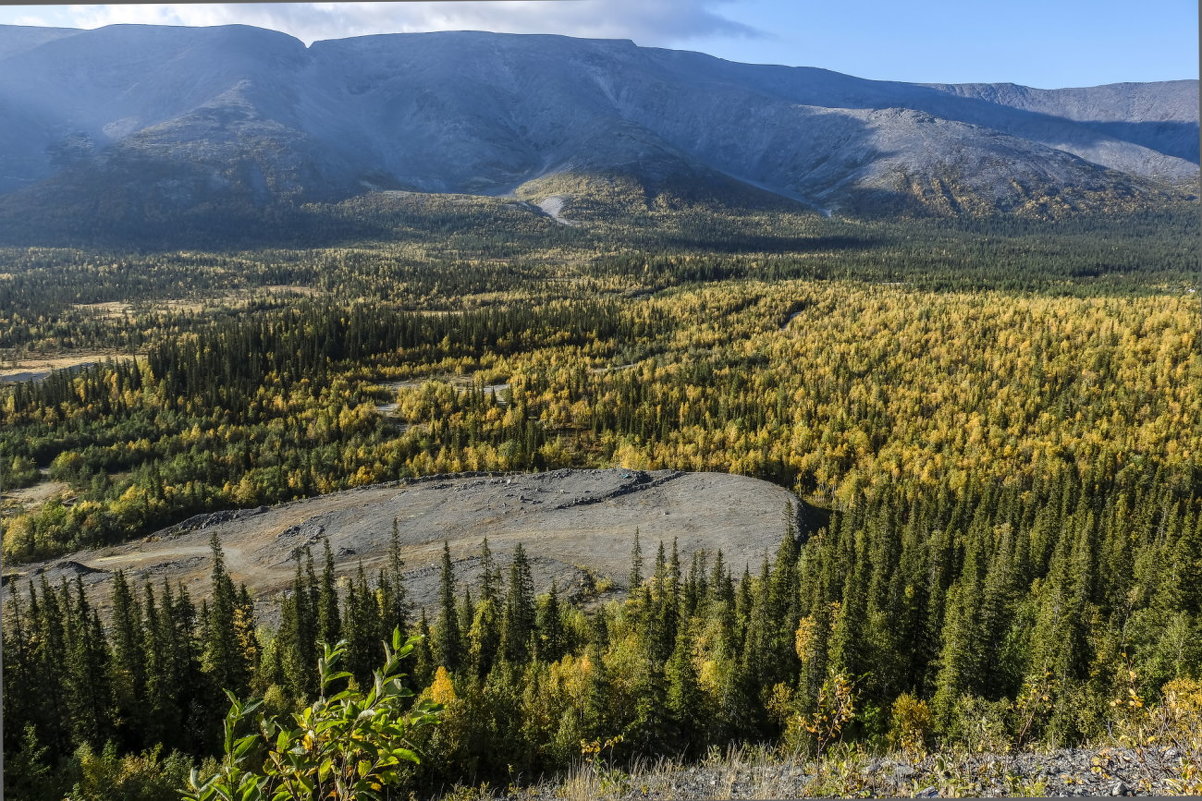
[3,469,801,620]
[453,744,1195,799]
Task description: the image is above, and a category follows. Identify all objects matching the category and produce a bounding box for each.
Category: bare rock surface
[3,469,799,620]
[463,745,1196,799]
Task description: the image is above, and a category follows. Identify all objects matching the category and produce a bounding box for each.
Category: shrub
[183,630,440,801]
[887,693,933,755]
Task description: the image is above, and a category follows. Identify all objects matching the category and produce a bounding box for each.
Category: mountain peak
[0,24,1195,242]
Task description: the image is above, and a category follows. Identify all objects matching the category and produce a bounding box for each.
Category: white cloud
[46,1,761,46]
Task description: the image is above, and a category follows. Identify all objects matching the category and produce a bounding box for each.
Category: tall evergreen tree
[380,519,411,633]
[108,570,147,746]
[436,542,463,670]
[202,533,252,697]
[317,538,341,647]
[63,577,112,747]
[666,623,704,748]
[343,563,382,688]
[479,537,501,609]
[501,543,536,664]
[629,529,644,591]
[537,580,567,663]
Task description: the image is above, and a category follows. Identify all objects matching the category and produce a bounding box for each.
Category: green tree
[536,580,567,663]
[435,542,463,671]
[501,543,536,664]
[202,534,253,699]
[318,538,342,648]
[665,624,704,747]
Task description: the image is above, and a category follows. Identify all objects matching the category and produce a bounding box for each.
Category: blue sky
[0,0,1196,88]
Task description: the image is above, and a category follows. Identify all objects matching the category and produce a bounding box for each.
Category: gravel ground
[438,745,1196,800]
[3,469,800,622]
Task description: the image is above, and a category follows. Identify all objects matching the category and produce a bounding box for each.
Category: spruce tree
[343,563,382,688]
[142,583,182,749]
[581,641,612,738]
[203,533,251,696]
[413,610,436,688]
[63,577,112,747]
[436,542,463,670]
[666,624,704,749]
[930,574,985,728]
[317,538,341,647]
[478,536,501,609]
[108,570,147,746]
[537,580,567,663]
[381,519,411,633]
[501,543,536,664]
[629,529,644,591]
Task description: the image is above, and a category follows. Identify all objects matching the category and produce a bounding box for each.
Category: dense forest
[1,199,1199,798]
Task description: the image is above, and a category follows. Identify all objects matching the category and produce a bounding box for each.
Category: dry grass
[1,480,71,512]
[0,352,126,382]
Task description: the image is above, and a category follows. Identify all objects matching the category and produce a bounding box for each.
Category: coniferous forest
[1,199,1200,799]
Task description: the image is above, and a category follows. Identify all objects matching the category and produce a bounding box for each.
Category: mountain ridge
[0,23,1196,242]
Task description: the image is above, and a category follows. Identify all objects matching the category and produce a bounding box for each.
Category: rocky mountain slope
[0,23,1196,238]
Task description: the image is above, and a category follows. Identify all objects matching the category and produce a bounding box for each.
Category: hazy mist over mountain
[0,23,1196,239]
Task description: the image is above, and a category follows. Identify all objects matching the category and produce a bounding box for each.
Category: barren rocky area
[451,745,1197,800]
[3,469,802,619]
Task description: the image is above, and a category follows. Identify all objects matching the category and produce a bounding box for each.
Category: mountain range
[0,23,1197,241]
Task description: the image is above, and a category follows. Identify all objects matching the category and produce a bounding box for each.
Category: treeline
[1,297,651,560]
[5,459,1200,798]
[2,202,1195,352]
[590,205,1199,294]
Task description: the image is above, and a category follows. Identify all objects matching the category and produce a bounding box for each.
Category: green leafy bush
[183,630,440,801]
